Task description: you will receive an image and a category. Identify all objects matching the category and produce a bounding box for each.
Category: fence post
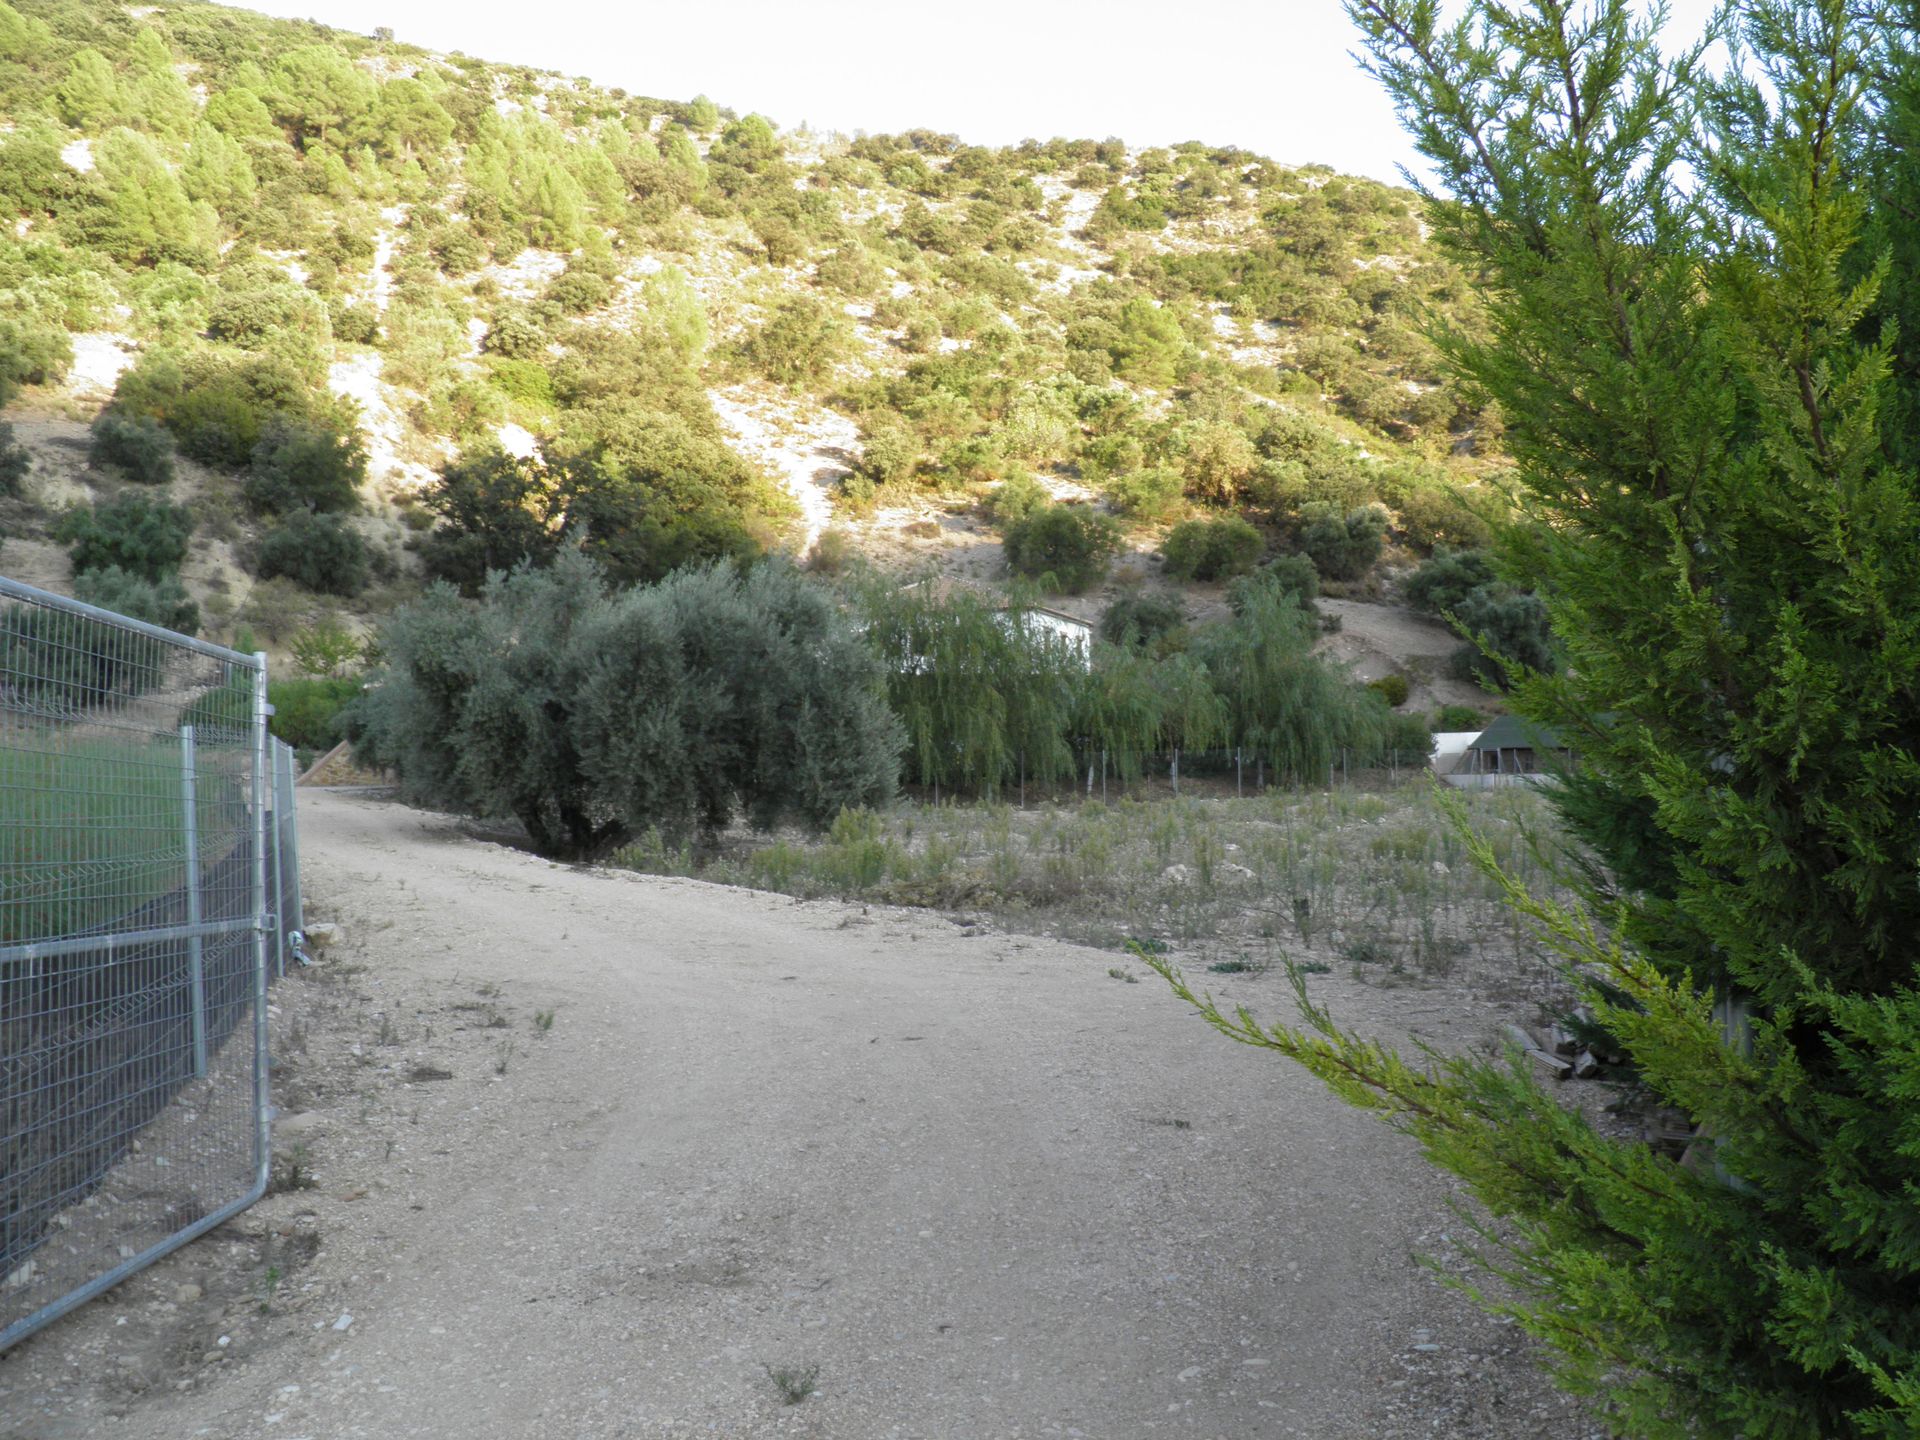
[179,725,207,1080]
[282,744,303,947]
[270,742,287,980]
[1171,748,1179,795]
[1019,751,1025,809]
[250,654,272,1185]
[1236,747,1242,798]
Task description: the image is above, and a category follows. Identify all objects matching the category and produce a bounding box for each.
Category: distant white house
[1429,731,1481,777]
[894,579,1095,671]
[1002,605,1093,666]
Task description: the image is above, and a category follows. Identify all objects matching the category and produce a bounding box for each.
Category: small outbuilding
[1458,715,1572,777]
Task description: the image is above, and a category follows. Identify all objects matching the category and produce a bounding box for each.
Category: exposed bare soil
[0,790,1595,1440]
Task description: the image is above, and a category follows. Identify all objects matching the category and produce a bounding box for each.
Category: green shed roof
[1466,715,1569,752]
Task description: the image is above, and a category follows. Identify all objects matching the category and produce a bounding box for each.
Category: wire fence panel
[0,576,291,1352]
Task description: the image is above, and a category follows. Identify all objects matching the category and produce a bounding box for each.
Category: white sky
[233,0,1719,186]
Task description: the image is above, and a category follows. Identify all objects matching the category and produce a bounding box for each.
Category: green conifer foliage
[1152,5,1920,1436]
[56,49,121,129]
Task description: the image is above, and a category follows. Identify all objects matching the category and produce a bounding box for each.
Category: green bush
[88,412,176,485]
[417,445,561,594]
[1099,593,1186,649]
[1367,672,1411,707]
[330,301,380,345]
[57,493,194,582]
[0,312,73,390]
[815,245,880,295]
[349,553,901,856]
[0,421,29,496]
[72,565,200,637]
[268,676,361,750]
[985,471,1049,527]
[1404,547,1496,614]
[1246,552,1321,608]
[1431,703,1481,731]
[483,307,546,359]
[1300,505,1387,581]
[256,512,369,596]
[1160,515,1264,582]
[1102,466,1185,521]
[1002,503,1123,593]
[743,295,850,387]
[1446,584,1556,689]
[244,420,366,516]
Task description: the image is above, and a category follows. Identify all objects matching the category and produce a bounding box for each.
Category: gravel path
[0,790,1582,1439]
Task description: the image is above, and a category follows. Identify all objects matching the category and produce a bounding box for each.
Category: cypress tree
[1150,3,1920,1435]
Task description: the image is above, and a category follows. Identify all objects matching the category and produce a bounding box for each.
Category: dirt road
[0,791,1580,1439]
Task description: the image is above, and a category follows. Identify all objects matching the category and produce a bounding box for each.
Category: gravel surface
[0,790,1591,1439]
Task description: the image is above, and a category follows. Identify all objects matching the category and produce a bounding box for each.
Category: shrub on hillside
[1160,515,1263,582]
[1300,504,1387,581]
[88,411,176,485]
[1367,673,1410,708]
[1002,503,1122,593]
[256,512,369,596]
[1102,466,1185,521]
[0,422,28,496]
[1404,547,1496,615]
[1099,593,1186,650]
[483,307,546,360]
[72,565,200,636]
[56,492,194,582]
[742,295,850,387]
[330,300,380,345]
[244,419,366,516]
[984,471,1048,527]
[1446,584,1556,689]
[1246,552,1321,609]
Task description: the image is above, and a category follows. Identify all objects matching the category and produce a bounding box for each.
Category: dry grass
[614,779,1576,1001]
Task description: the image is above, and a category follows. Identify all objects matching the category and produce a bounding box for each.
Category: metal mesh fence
[0,576,294,1351]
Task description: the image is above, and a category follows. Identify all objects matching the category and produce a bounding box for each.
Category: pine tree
[94,128,208,266]
[1149,3,1920,1435]
[181,122,256,214]
[56,48,121,129]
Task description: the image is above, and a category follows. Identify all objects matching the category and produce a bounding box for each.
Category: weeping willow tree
[854,581,1082,794]
[1070,645,1227,781]
[1193,579,1419,780]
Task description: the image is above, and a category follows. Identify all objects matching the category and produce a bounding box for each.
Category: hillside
[0,0,1500,712]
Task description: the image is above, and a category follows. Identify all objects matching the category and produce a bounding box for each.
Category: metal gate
[1,575,300,1351]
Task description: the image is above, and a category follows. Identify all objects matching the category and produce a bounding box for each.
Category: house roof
[1467,714,1569,752]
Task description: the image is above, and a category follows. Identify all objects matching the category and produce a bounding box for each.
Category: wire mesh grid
[0,576,283,1351]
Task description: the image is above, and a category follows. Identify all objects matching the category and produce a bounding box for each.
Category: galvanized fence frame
[1,575,298,1351]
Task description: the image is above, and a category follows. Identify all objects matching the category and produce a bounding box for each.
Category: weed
[1342,936,1396,966]
[494,1041,516,1076]
[533,1009,555,1034]
[259,1264,282,1313]
[1295,960,1332,975]
[1206,955,1265,975]
[1106,967,1139,984]
[268,1145,316,1194]
[764,1362,820,1405]
[376,1014,399,1046]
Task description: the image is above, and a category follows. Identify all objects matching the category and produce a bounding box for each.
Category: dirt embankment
[0,791,1586,1440]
